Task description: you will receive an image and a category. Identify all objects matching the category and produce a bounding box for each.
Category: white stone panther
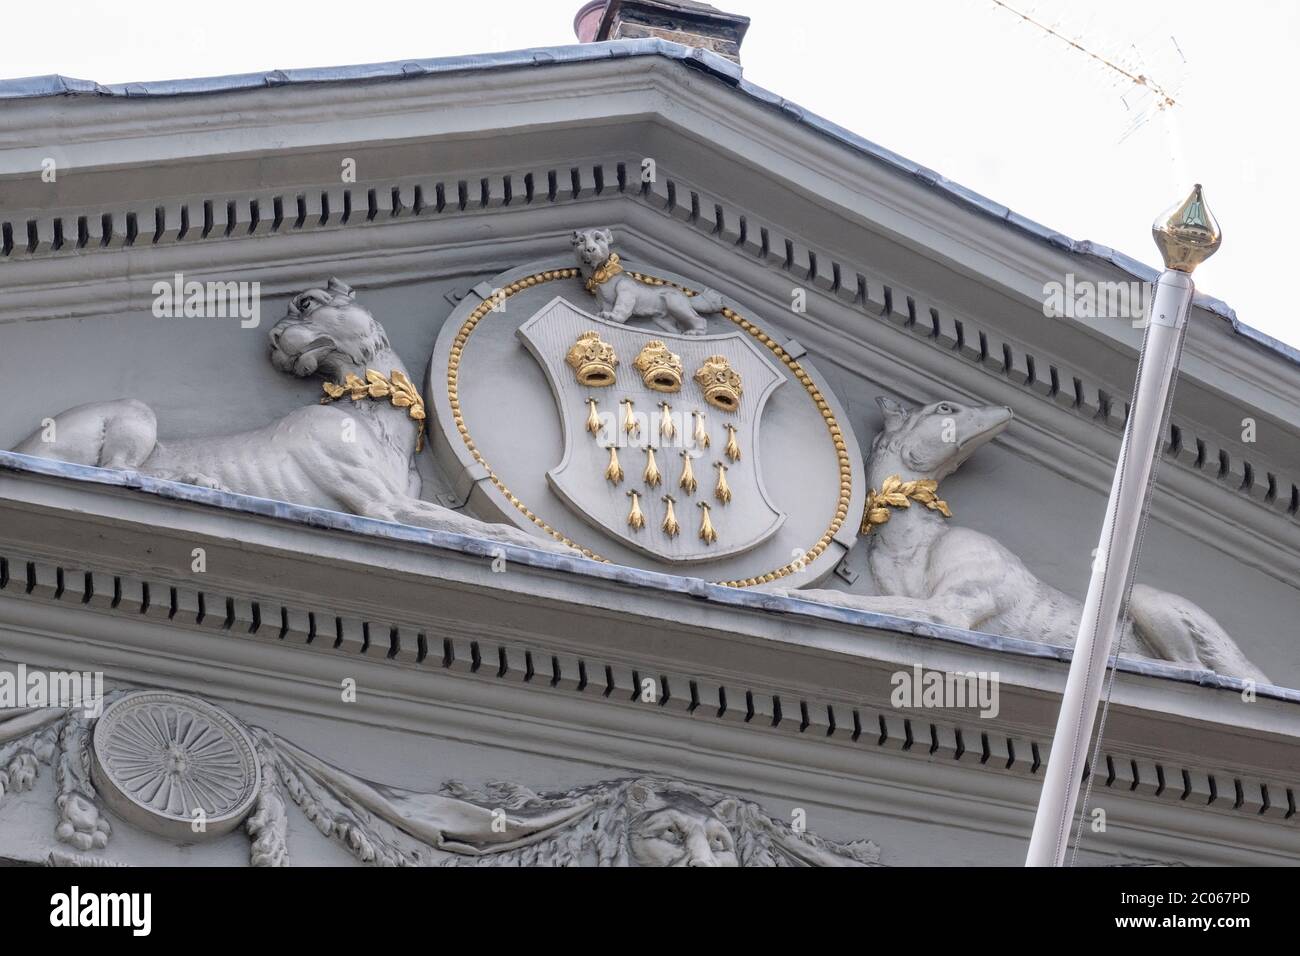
[11,278,570,553]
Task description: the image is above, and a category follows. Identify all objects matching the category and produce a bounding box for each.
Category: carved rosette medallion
[0,688,884,865]
[90,691,260,840]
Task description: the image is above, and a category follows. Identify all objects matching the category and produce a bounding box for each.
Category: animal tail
[1128,584,1269,683]
[692,288,726,314]
[11,399,157,470]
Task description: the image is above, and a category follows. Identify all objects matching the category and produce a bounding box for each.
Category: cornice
[1,610,1292,865]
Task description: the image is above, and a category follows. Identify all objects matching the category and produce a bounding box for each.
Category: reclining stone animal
[11,279,570,554]
[775,397,1268,682]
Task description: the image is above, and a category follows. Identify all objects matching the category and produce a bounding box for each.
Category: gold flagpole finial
[1152,184,1221,273]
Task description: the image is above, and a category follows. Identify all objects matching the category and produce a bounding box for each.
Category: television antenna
[988,0,1187,147]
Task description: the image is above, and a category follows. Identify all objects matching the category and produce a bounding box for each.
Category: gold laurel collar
[320,369,427,451]
[860,474,952,534]
[583,252,624,293]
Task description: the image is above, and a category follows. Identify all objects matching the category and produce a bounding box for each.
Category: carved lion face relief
[625,786,739,867]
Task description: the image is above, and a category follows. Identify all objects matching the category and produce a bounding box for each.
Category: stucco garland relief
[0,693,881,867]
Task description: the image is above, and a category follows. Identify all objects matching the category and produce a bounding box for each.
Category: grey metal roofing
[2,38,1295,366]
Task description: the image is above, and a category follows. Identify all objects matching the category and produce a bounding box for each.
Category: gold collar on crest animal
[584,253,624,293]
[861,475,951,534]
[321,369,427,450]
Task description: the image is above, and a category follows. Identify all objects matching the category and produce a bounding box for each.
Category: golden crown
[565,330,619,387]
[632,340,683,392]
[693,354,742,411]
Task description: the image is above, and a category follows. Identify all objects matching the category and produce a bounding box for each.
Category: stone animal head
[872,397,1013,482]
[268,278,391,378]
[571,227,615,270]
[436,775,880,866]
[624,781,739,867]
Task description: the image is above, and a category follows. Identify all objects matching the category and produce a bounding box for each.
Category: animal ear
[326,277,354,301]
[598,227,614,243]
[570,230,583,245]
[876,396,911,430]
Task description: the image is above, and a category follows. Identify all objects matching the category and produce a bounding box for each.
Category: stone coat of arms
[518,297,786,562]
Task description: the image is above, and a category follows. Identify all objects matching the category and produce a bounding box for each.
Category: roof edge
[2,449,1295,704]
[1,38,1293,366]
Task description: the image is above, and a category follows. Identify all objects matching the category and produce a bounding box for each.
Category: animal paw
[1,751,39,794]
[181,473,228,492]
[598,311,628,323]
[56,792,112,850]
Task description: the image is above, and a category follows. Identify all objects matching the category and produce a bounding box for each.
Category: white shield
[518,296,786,562]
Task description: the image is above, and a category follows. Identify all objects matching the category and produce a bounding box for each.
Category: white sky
[5,0,1296,349]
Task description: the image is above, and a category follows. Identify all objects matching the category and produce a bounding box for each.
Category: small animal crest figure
[572,227,726,335]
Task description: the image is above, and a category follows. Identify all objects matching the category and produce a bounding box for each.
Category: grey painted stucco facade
[0,40,1297,866]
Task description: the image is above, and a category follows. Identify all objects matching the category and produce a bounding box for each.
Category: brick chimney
[573,0,750,64]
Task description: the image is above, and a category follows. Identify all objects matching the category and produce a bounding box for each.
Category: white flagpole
[1025,185,1222,867]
